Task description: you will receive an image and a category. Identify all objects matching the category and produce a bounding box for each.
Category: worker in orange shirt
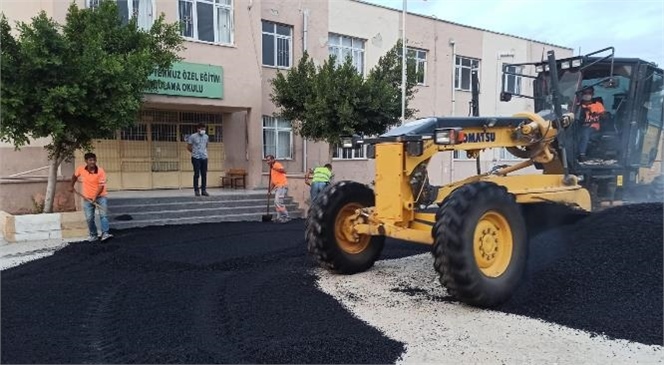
[577,86,606,162]
[70,152,113,242]
[266,154,290,223]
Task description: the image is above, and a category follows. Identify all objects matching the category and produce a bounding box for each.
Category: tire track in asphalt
[84,281,127,364]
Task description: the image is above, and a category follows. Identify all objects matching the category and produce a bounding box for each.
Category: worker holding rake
[70,152,113,242]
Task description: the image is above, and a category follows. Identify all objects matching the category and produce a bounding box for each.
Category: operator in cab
[576,86,606,162]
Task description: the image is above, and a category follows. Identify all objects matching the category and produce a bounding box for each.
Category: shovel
[261,170,273,222]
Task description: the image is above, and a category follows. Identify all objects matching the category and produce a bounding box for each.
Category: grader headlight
[434,128,464,145]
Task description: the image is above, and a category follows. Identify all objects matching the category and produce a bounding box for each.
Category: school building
[0,0,573,213]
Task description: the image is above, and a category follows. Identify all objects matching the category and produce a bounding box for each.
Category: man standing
[266,154,289,223]
[187,123,209,196]
[308,163,333,204]
[70,152,113,242]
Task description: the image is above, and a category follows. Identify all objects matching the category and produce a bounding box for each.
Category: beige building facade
[0,0,572,213]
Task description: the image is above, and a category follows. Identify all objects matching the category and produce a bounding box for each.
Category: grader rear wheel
[432,181,527,308]
[306,181,385,274]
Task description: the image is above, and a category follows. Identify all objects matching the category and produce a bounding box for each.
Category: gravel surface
[1,220,426,364]
[497,202,663,346]
[0,239,74,270]
[316,203,663,363]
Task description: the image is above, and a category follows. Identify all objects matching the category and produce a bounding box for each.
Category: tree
[269,39,420,151]
[0,0,184,213]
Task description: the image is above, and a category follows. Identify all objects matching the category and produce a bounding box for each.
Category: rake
[73,190,133,221]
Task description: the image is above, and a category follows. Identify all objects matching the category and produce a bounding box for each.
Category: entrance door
[150,111,181,189]
[76,109,225,190]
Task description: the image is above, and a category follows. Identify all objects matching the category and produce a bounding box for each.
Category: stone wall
[0,211,87,243]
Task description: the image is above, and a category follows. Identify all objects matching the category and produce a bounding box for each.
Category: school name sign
[146,62,224,99]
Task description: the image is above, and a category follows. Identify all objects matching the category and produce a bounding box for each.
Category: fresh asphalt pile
[498,202,663,346]
[1,220,428,364]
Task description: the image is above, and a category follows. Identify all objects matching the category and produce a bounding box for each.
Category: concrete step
[108,197,294,213]
[110,211,304,230]
[108,192,269,207]
[106,190,304,230]
[110,203,300,221]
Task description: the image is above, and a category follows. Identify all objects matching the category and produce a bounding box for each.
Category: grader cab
[305,48,664,308]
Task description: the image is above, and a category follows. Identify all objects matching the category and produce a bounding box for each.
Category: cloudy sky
[363,0,664,67]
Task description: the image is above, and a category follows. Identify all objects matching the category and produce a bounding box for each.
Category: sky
[363,0,664,67]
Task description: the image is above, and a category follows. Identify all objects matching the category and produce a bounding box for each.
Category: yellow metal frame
[352,111,590,245]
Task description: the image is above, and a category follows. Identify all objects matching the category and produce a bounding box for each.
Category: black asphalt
[1,220,427,364]
[2,203,662,364]
[498,203,664,346]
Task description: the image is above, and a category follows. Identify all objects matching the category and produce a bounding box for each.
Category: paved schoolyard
[1,203,662,363]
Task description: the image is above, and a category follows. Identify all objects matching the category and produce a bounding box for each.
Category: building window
[407,48,427,85]
[499,148,526,160]
[328,33,365,75]
[332,144,367,160]
[178,0,233,45]
[86,0,155,30]
[503,64,523,95]
[455,56,480,92]
[262,116,292,159]
[453,150,473,160]
[262,20,292,68]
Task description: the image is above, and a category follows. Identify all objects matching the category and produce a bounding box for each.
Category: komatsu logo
[465,132,496,143]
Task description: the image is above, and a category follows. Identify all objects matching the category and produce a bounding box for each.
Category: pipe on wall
[449,38,456,183]
[449,38,456,116]
[302,9,309,172]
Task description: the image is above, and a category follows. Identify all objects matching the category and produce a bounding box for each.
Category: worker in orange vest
[577,86,606,162]
[266,154,290,223]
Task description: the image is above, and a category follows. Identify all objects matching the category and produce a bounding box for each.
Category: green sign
[146,61,223,99]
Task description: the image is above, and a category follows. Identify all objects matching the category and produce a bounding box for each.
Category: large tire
[305,181,385,274]
[432,182,527,308]
[648,175,664,202]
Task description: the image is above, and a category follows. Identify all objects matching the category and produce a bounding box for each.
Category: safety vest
[311,166,332,183]
[581,100,604,131]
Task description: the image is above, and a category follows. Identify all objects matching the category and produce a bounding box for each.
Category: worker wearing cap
[577,86,606,162]
[307,163,333,204]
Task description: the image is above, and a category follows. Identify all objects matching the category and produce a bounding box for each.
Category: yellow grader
[305,48,664,308]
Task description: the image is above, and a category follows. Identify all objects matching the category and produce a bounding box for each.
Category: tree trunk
[43,156,62,213]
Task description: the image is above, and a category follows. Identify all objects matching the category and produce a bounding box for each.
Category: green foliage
[270,39,420,145]
[0,0,184,160]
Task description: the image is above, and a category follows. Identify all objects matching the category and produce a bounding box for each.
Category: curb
[0,210,88,243]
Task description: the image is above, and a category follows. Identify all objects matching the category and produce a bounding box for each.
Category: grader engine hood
[379,117,531,140]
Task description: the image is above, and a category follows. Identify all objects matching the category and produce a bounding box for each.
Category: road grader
[305,47,664,308]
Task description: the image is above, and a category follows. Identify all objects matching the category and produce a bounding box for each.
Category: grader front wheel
[432,181,527,308]
[306,181,385,274]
